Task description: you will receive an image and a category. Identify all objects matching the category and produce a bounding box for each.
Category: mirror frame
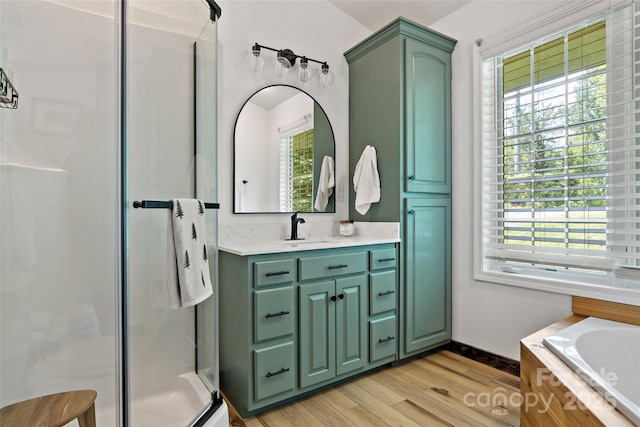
[232,84,336,214]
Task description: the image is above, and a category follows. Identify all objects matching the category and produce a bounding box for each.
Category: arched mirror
[233,85,335,213]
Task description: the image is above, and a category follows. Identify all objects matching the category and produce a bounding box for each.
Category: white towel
[314,155,335,212]
[166,199,213,308]
[353,145,381,215]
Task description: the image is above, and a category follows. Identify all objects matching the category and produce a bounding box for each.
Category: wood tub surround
[572,296,640,326]
[520,297,640,426]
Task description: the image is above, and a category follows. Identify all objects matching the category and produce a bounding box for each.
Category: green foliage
[501,67,607,251]
[291,130,314,212]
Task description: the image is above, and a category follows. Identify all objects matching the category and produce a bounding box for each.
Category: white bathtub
[543,317,640,426]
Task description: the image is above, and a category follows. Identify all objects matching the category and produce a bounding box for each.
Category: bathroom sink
[282,239,332,246]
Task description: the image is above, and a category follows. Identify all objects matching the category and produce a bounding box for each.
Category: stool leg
[77,402,96,427]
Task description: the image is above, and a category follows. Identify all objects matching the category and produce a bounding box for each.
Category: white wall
[430,1,573,360]
[217,0,370,227]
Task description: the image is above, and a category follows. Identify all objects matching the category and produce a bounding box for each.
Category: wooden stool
[0,389,97,427]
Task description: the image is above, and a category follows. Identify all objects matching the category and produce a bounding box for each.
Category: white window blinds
[279,125,314,212]
[479,2,640,286]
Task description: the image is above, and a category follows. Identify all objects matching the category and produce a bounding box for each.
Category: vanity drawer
[254,287,294,342]
[370,316,397,362]
[254,259,295,287]
[254,341,295,401]
[298,252,367,281]
[369,248,396,270]
[369,271,396,315]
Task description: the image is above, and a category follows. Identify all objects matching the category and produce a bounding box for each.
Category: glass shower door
[125,1,217,425]
[194,17,220,399]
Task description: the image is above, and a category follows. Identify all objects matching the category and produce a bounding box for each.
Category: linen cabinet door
[403,198,451,355]
[404,37,452,194]
[299,281,336,388]
[335,275,368,376]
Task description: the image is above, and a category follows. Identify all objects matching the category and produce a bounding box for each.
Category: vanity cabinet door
[403,198,451,354]
[254,259,295,287]
[404,38,452,195]
[254,287,294,342]
[370,248,397,270]
[370,270,396,315]
[298,252,367,281]
[254,341,295,401]
[299,280,336,388]
[370,315,397,362]
[335,276,368,376]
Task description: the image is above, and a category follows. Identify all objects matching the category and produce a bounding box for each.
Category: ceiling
[328,0,472,31]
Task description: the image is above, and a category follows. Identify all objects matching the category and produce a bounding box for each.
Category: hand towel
[314,155,335,212]
[353,145,380,215]
[166,199,213,308]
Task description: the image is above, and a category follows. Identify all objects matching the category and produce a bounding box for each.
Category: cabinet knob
[408,209,415,215]
[338,293,345,300]
[408,175,415,180]
[330,295,337,302]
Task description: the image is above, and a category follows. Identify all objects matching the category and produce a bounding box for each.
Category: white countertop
[219,236,399,256]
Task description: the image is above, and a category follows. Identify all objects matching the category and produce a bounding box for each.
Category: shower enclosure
[0,1,226,425]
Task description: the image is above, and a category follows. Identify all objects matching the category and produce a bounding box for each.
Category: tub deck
[521,315,635,426]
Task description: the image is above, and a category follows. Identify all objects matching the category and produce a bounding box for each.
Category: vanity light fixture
[250,43,334,87]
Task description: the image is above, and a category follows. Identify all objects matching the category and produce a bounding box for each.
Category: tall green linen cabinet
[344,17,456,360]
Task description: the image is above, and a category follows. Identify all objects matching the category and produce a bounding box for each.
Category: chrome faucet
[288,212,306,241]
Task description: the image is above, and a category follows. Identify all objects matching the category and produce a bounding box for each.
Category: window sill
[474,270,640,306]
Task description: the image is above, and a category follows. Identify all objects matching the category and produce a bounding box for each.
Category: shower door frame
[118,0,222,425]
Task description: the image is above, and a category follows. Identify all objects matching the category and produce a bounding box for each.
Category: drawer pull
[378,257,395,262]
[266,367,290,378]
[328,264,348,270]
[265,310,290,319]
[378,336,395,344]
[377,290,395,296]
[265,270,290,277]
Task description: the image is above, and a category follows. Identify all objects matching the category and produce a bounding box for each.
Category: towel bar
[133,200,220,209]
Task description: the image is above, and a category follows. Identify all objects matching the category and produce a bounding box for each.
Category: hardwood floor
[228,350,521,427]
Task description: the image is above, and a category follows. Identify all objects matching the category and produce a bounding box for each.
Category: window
[279,129,314,212]
[477,2,640,296]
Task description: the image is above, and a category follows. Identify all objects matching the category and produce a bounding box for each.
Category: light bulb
[273,54,289,79]
[249,43,265,73]
[298,57,310,83]
[320,63,335,87]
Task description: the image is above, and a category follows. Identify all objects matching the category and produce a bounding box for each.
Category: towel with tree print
[166,199,213,308]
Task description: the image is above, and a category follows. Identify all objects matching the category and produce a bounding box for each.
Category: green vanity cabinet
[219,243,397,417]
[345,18,456,360]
